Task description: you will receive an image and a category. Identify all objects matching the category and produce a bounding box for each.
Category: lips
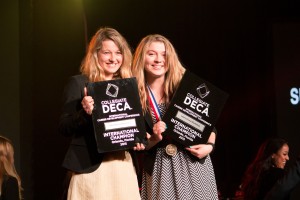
[152,65,164,69]
[106,63,119,68]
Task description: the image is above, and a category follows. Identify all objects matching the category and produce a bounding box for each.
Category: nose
[109,53,116,62]
[155,55,164,63]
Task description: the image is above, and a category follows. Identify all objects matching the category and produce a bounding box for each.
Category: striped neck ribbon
[146,83,162,122]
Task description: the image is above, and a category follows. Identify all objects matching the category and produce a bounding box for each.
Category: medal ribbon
[146,84,162,122]
[147,84,173,147]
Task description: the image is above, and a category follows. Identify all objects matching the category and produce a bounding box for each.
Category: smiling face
[97,40,123,80]
[272,143,289,169]
[144,41,167,79]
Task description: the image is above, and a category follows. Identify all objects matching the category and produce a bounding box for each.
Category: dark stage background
[1,0,300,199]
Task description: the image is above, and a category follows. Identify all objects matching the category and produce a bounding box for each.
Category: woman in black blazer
[265,155,300,200]
[59,27,145,200]
[0,136,22,200]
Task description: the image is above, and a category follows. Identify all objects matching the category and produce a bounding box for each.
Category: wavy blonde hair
[132,34,186,113]
[0,136,22,199]
[80,27,132,82]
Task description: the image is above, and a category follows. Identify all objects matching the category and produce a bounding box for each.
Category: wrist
[206,142,215,152]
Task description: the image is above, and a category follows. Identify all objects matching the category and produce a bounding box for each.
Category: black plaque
[87,78,146,153]
[163,70,228,146]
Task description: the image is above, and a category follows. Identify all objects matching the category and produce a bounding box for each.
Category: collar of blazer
[144,110,154,133]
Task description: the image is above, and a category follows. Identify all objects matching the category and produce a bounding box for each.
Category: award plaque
[87,78,146,153]
[163,70,228,147]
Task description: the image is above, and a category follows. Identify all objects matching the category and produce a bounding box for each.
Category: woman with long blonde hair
[0,136,22,200]
[132,34,218,199]
[59,27,145,200]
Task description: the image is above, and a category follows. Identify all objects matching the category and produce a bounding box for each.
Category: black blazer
[0,175,19,200]
[59,75,139,173]
[264,156,300,200]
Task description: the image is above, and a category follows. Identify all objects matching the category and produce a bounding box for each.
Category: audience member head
[240,136,289,199]
[253,136,289,169]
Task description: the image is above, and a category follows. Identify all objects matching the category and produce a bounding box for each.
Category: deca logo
[290,87,300,105]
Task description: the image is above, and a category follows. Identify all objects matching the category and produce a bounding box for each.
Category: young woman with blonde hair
[59,27,145,200]
[132,34,218,199]
[0,136,22,200]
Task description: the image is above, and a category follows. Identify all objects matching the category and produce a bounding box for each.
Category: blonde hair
[0,136,22,199]
[80,27,132,82]
[132,34,186,113]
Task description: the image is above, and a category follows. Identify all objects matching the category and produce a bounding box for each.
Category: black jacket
[264,156,300,200]
[0,175,19,200]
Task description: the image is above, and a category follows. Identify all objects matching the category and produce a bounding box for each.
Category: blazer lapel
[144,111,153,133]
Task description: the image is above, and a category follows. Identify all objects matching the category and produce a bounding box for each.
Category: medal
[166,144,177,156]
